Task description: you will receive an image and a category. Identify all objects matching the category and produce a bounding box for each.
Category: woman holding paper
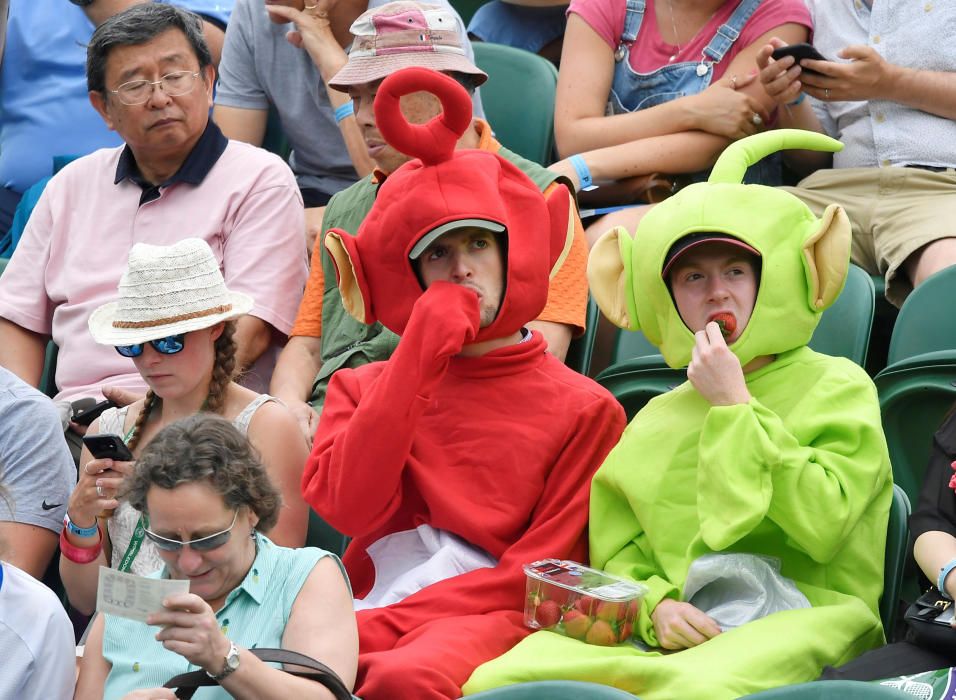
[60,238,310,616]
[74,413,357,699]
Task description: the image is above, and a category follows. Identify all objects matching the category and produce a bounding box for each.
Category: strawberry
[534,599,561,629]
[585,619,618,646]
[562,609,592,640]
[711,312,737,338]
[627,599,639,621]
[574,595,598,616]
[617,621,634,642]
[596,601,625,622]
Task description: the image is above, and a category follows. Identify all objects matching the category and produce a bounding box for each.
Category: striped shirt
[102,535,345,698]
[806,0,956,169]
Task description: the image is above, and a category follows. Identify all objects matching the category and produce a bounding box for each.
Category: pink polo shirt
[0,139,307,402]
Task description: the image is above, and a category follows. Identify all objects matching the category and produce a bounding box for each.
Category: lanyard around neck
[117,425,146,573]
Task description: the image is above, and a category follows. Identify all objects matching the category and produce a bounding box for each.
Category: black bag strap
[163,648,352,700]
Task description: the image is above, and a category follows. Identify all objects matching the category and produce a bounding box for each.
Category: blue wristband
[938,557,956,599]
[334,102,354,124]
[568,154,597,192]
[65,514,99,539]
[787,92,807,107]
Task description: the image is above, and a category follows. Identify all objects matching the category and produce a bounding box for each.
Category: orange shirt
[291,120,589,339]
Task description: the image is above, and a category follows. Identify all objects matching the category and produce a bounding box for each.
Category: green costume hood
[588,130,853,369]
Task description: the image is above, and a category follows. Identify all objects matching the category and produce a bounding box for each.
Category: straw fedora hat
[88,238,253,346]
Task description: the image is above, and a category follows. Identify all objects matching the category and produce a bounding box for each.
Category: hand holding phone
[72,436,134,523]
[82,433,135,462]
[770,43,830,76]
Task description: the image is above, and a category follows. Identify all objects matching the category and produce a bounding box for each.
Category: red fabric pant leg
[355,611,529,700]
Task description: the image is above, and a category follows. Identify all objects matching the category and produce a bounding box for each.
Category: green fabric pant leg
[463,591,883,699]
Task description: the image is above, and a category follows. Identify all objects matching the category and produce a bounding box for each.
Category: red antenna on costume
[374,67,473,166]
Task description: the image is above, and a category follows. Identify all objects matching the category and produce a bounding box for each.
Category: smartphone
[82,433,134,462]
[71,398,116,426]
[771,43,829,76]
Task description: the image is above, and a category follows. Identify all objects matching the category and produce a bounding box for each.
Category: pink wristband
[60,524,103,564]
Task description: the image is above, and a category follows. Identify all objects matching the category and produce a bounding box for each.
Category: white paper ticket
[96,566,190,623]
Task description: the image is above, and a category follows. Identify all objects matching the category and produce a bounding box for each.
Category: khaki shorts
[783,167,956,307]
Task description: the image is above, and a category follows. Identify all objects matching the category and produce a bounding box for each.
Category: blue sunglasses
[115,334,186,358]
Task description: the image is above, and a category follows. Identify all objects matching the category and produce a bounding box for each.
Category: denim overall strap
[703,0,764,63]
[621,0,644,43]
[614,0,645,60]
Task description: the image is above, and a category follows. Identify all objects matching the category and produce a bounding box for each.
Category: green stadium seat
[808,264,874,367]
[874,351,956,503]
[565,296,600,376]
[473,43,558,166]
[451,0,485,25]
[880,484,910,640]
[306,509,349,557]
[40,341,58,399]
[887,265,956,366]
[262,104,291,162]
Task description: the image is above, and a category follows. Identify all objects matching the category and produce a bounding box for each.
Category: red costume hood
[324,67,574,342]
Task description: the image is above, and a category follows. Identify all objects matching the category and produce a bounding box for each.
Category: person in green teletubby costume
[463,130,893,699]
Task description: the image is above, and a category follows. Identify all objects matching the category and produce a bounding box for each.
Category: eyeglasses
[114,334,186,358]
[145,511,239,552]
[109,70,201,106]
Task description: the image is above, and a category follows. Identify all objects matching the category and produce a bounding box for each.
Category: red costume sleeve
[302,282,481,536]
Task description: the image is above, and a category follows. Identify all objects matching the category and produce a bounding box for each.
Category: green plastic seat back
[880,484,911,640]
[740,680,909,698]
[306,509,349,557]
[595,362,687,420]
[611,327,664,368]
[808,263,874,366]
[875,352,956,503]
[467,680,638,699]
[262,103,291,162]
[40,341,58,399]
[565,296,601,376]
[450,0,485,24]
[473,43,558,166]
[888,265,956,366]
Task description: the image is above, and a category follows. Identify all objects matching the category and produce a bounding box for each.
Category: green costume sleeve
[589,448,680,647]
[697,359,889,562]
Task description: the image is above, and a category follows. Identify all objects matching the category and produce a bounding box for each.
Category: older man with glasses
[0,3,307,461]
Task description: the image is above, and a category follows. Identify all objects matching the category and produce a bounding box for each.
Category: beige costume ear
[325,230,373,325]
[587,226,638,330]
[802,204,851,311]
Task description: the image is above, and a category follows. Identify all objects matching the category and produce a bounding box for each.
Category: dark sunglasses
[114,334,186,358]
[144,511,239,552]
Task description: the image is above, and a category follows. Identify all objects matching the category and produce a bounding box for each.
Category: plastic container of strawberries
[523,559,648,645]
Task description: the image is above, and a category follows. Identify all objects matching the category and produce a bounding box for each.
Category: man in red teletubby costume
[302,67,626,700]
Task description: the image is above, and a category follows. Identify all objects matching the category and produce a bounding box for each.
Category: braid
[127,389,158,452]
[204,320,238,415]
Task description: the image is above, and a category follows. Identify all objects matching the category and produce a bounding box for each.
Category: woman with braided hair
[60,238,309,616]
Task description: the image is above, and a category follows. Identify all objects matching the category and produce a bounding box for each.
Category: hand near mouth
[687,322,751,407]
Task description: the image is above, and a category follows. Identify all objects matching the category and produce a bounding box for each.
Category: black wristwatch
[68,0,97,6]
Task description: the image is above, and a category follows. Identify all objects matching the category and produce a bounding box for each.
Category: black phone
[82,433,134,462]
[71,398,116,426]
[771,43,829,76]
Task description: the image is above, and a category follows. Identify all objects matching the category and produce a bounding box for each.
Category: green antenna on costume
[709,129,843,184]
